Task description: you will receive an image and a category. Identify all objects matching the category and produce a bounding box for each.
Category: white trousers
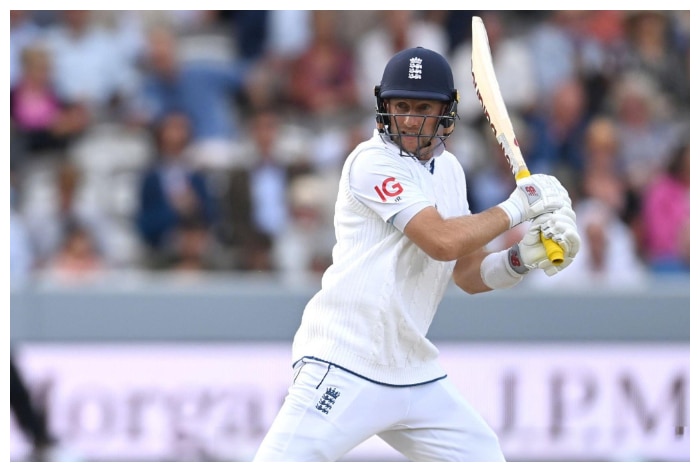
[253,359,505,462]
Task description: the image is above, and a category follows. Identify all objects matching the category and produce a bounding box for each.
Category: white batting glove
[498,174,572,228]
[507,207,580,276]
[537,207,581,276]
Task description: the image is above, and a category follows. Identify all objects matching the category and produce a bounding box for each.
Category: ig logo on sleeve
[374,177,404,202]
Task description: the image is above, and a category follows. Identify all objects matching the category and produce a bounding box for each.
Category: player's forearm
[406,205,510,262]
[448,206,511,258]
[432,208,509,261]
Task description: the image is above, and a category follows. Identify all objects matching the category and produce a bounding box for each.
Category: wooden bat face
[471,15,529,180]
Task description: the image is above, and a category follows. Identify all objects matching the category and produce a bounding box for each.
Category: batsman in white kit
[253,45,581,462]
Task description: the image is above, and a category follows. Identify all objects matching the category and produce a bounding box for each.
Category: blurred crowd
[9,10,690,289]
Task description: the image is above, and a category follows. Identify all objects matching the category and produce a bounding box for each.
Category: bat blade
[471,16,529,181]
[471,15,564,265]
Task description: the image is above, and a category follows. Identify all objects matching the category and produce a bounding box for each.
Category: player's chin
[398,134,420,149]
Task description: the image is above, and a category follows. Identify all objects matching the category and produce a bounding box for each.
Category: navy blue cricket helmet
[374,47,460,155]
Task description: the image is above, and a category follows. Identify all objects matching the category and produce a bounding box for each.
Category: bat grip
[541,233,564,265]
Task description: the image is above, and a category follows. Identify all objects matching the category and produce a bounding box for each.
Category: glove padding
[498,174,572,228]
[508,207,581,276]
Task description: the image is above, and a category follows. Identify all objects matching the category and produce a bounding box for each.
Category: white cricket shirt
[292,130,470,386]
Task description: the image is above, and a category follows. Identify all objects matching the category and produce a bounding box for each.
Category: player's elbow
[456,279,490,295]
[452,249,492,294]
[423,239,461,262]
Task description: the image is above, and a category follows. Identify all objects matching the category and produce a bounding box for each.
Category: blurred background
[9,10,690,462]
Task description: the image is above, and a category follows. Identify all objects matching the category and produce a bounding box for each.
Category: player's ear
[375,86,390,132]
[439,89,460,136]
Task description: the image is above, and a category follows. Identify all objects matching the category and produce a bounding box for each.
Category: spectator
[44,218,106,284]
[639,142,690,273]
[286,11,360,123]
[164,219,216,274]
[273,173,335,286]
[43,10,139,122]
[222,106,321,271]
[245,110,293,244]
[609,71,682,195]
[579,115,627,215]
[222,109,301,271]
[16,155,107,270]
[523,77,591,183]
[135,111,218,268]
[10,44,90,161]
[240,10,312,113]
[527,11,606,106]
[131,23,247,170]
[619,11,689,115]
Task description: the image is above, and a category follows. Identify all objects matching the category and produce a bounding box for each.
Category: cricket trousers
[253,358,505,462]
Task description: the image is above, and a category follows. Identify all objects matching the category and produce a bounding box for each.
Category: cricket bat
[471,15,564,265]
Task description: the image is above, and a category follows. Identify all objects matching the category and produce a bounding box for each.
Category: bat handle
[541,234,564,265]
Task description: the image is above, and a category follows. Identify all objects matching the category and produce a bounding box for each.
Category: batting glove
[507,207,580,276]
[498,174,572,228]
